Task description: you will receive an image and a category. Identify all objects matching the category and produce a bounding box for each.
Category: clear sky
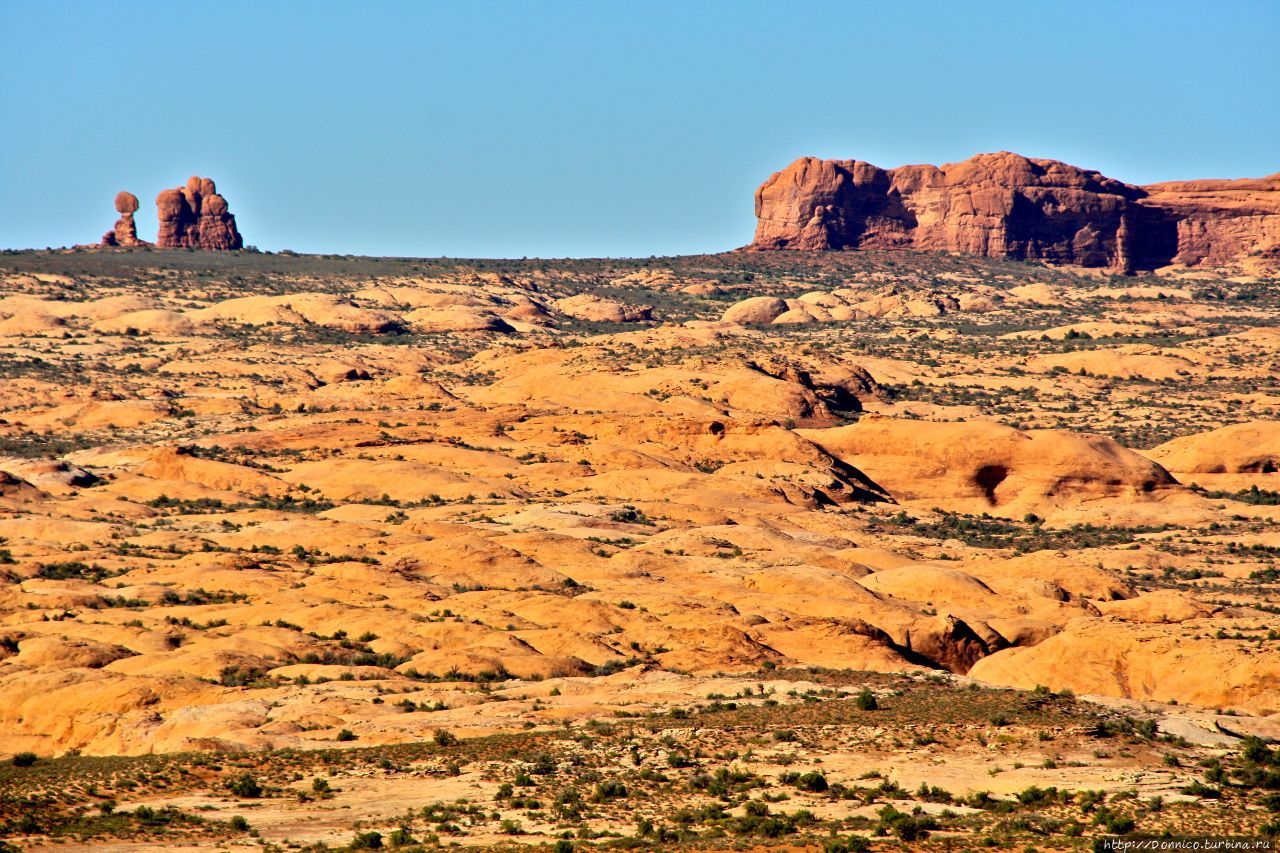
[1,0,1277,258]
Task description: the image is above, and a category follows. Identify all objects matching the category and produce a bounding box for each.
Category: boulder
[721,296,788,325]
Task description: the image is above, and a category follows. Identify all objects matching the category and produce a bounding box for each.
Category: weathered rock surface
[1145,421,1280,474]
[798,418,1178,516]
[721,284,1004,325]
[155,176,243,250]
[721,296,789,325]
[969,617,1280,713]
[748,152,1280,272]
[4,254,1280,763]
[554,294,652,323]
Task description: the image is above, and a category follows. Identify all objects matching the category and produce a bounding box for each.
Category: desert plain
[2,246,1280,850]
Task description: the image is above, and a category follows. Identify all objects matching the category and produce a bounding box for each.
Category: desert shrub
[1244,736,1276,765]
[227,773,262,798]
[351,830,382,849]
[1094,808,1136,834]
[794,771,829,793]
[593,779,628,801]
[1181,781,1222,799]
[877,804,938,841]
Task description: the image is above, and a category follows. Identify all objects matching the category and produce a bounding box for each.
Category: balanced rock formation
[748,152,1279,272]
[99,191,147,247]
[155,176,243,250]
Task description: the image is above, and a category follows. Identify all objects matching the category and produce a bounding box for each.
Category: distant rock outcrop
[722,296,789,325]
[747,152,1280,272]
[100,191,148,247]
[554,294,652,323]
[155,176,243,250]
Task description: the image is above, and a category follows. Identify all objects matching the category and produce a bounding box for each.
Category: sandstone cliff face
[1143,174,1280,267]
[749,152,1279,272]
[155,176,243,250]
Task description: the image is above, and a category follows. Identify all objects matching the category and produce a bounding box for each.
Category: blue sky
[1,0,1276,258]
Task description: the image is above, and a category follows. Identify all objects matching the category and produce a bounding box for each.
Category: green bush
[1244,736,1275,765]
[593,779,628,801]
[795,771,829,793]
[1181,781,1222,799]
[351,830,382,849]
[227,773,262,798]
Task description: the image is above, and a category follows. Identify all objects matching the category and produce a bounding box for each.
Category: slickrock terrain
[749,152,1280,274]
[2,247,1280,849]
[155,176,243,250]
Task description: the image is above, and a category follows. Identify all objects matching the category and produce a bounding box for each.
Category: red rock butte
[155,176,243,250]
[747,151,1280,273]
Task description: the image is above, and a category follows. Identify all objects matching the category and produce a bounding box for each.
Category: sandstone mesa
[748,151,1280,273]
